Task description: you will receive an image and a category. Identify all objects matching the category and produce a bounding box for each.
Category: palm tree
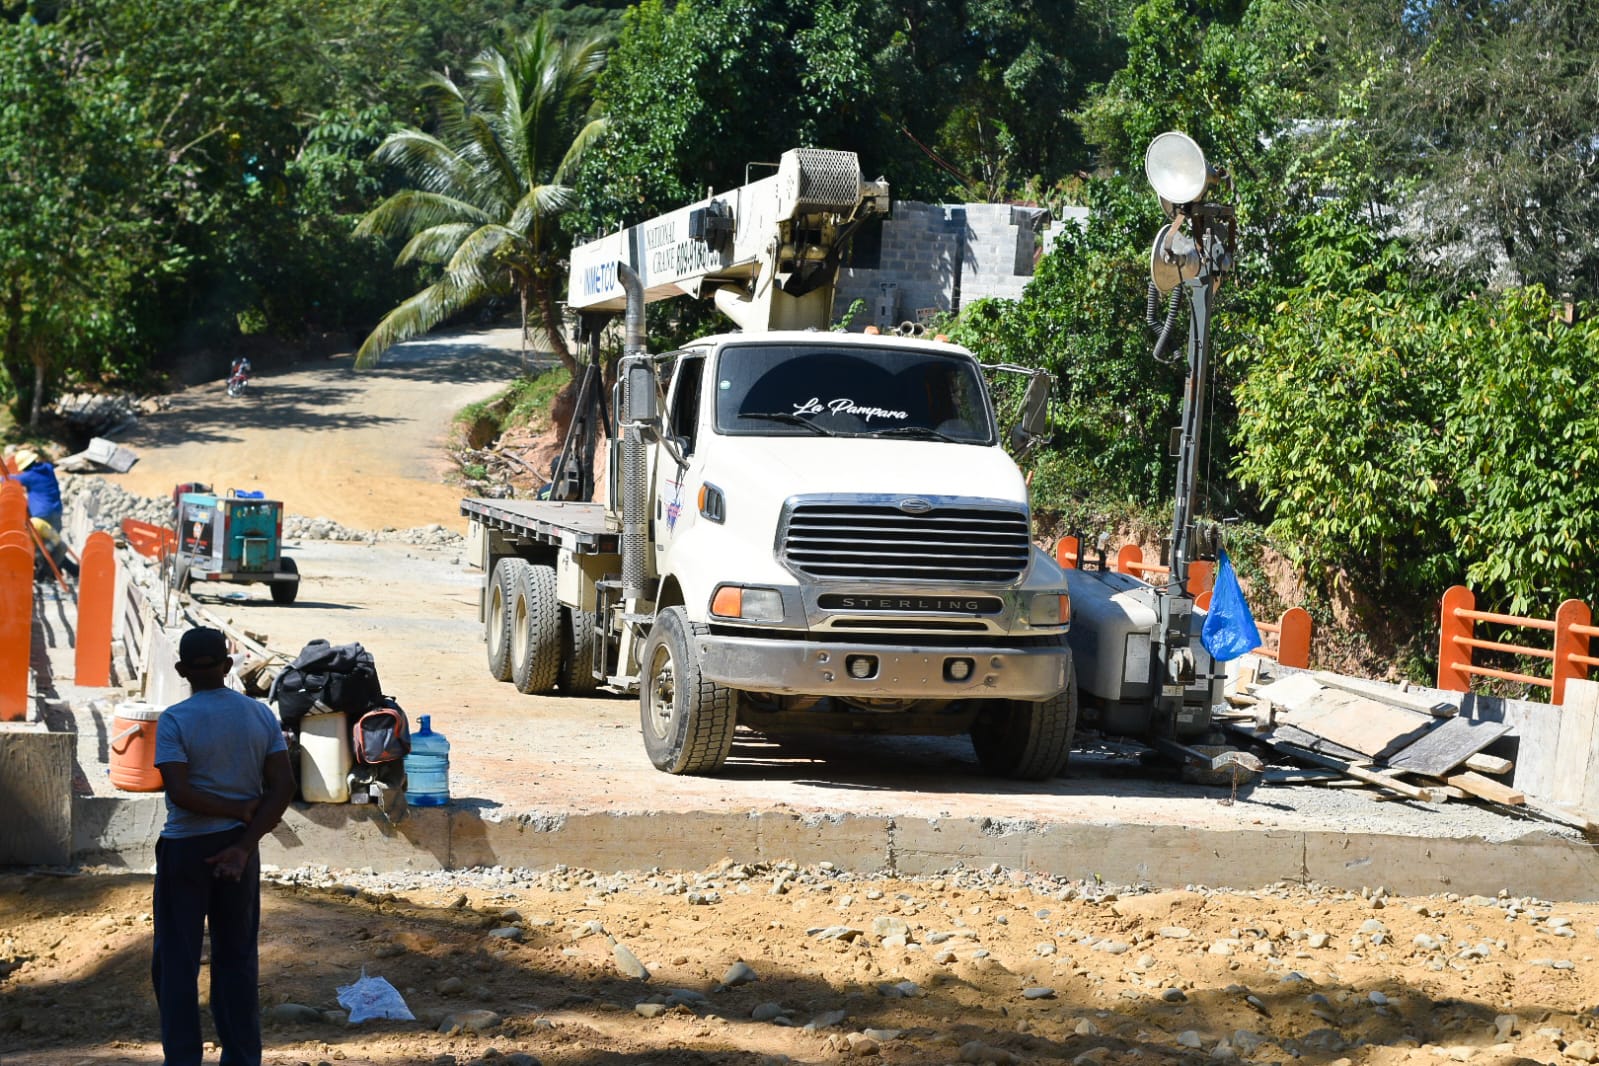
[354,16,605,373]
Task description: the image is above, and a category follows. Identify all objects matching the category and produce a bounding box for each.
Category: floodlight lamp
[1145,132,1210,205]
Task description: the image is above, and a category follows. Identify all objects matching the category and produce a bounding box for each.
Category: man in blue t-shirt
[153,627,294,1066]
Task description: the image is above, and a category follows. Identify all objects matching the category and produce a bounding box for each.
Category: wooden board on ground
[1250,672,1325,713]
[1271,724,1367,763]
[1506,693,1564,802]
[1385,715,1511,776]
[1283,689,1436,760]
[1311,671,1458,717]
[1442,771,1525,806]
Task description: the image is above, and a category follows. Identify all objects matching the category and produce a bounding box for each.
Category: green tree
[355,16,606,372]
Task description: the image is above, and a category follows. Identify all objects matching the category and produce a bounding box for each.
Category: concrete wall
[836,201,1089,330]
[0,724,73,865]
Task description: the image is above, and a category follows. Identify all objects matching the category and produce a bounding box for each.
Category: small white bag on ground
[337,967,414,1023]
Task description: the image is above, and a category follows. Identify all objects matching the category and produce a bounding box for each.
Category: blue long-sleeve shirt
[16,463,61,519]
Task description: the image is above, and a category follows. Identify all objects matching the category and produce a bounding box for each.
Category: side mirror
[624,364,658,424]
[1009,370,1053,454]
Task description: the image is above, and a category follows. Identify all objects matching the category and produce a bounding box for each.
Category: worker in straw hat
[11,447,63,532]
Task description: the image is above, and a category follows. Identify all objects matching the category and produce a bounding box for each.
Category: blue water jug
[404,715,451,807]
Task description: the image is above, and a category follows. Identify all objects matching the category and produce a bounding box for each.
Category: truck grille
[780,502,1031,583]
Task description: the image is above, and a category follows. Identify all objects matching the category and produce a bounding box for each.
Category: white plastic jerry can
[299,709,351,803]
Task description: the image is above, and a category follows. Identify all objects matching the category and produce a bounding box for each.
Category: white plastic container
[299,709,351,803]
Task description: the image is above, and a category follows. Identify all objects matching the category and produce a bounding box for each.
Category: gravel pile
[63,475,465,547]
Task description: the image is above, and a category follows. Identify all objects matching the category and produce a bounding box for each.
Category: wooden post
[0,537,31,720]
[1437,585,1476,692]
[1276,607,1312,669]
[1554,598,1593,706]
[74,531,116,687]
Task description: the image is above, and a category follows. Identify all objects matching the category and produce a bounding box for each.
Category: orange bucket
[109,702,165,792]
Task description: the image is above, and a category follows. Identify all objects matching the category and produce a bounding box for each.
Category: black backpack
[270,639,383,730]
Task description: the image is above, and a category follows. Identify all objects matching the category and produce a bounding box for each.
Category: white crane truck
[461,148,1076,778]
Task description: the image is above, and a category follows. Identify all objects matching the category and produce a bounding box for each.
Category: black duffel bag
[270,639,383,730]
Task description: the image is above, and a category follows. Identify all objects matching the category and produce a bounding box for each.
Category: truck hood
[701,435,1028,508]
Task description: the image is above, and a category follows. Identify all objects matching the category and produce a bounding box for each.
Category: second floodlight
[1145,132,1209,205]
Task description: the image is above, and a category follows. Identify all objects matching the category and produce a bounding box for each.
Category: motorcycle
[226,359,252,397]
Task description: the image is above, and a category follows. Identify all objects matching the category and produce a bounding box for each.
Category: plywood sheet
[1251,672,1325,713]
[1385,715,1511,776]
[1553,680,1598,812]
[1285,689,1435,759]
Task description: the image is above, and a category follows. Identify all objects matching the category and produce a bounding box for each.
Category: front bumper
[696,632,1071,701]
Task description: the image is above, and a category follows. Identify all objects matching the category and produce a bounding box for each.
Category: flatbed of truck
[460,497,618,554]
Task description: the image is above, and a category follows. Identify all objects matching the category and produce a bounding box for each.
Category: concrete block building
[835,202,1090,331]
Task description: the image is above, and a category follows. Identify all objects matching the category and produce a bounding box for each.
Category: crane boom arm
[568,148,889,332]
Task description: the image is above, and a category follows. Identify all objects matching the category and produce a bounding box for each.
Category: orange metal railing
[1436,585,1596,704]
[1053,537,1311,669]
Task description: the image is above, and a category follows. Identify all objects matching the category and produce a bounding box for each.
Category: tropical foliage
[354,16,606,371]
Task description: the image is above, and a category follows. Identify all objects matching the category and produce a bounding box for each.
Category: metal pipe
[617,262,650,601]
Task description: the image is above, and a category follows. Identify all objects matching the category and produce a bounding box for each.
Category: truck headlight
[1028,592,1071,626]
[710,584,785,623]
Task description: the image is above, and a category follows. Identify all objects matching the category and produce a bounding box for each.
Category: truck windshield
[713,343,995,443]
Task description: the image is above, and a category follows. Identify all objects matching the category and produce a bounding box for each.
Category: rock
[1160,926,1192,939]
[634,1003,666,1019]
[846,1032,881,1056]
[611,940,650,981]
[863,1028,901,1041]
[1209,941,1235,956]
[437,976,465,996]
[1134,953,1157,971]
[1494,1014,1519,1040]
[806,1009,849,1031]
[752,1002,787,1022]
[265,1002,324,1025]
[1359,919,1387,935]
[439,1009,501,1035]
[1095,940,1132,955]
[960,1041,1021,1064]
[1307,933,1330,949]
[1177,1030,1204,1048]
[1022,987,1056,1000]
[1414,934,1442,951]
[1073,1049,1111,1066]
[878,980,921,998]
[872,916,911,940]
[1163,988,1188,1003]
[488,927,522,941]
[1566,1041,1599,1063]
[1369,991,1389,1006]
[1036,941,1058,956]
[1211,1040,1238,1059]
[503,1055,541,1066]
[816,926,865,942]
[718,961,758,989]
[1074,1019,1101,1037]
[1232,1030,1264,1054]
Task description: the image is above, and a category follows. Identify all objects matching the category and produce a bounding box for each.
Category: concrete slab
[0,723,73,865]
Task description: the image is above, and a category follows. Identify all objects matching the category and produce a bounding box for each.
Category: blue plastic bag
[1201,550,1262,662]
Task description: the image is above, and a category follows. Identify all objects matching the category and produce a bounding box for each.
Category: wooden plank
[1509,697,1564,801]
[1286,690,1436,760]
[1384,715,1512,776]
[1443,770,1525,806]
[1271,723,1366,763]
[1573,680,1599,819]
[1465,753,1513,776]
[1312,671,1458,717]
[1553,679,1598,812]
[1269,740,1446,803]
[1250,672,1325,712]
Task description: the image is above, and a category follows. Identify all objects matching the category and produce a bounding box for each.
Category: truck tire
[558,606,600,695]
[639,607,735,774]
[270,557,299,605]
[485,558,522,682]
[970,655,1077,780]
[510,562,561,694]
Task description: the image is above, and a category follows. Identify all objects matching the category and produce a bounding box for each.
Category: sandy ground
[108,330,530,530]
[5,865,1599,1065]
[14,326,1594,1065]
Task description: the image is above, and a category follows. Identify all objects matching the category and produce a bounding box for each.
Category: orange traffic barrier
[0,538,31,720]
[1111,543,1213,599]
[74,531,116,687]
[0,479,25,534]
[1250,607,1312,670]
[1436,585,1595,704]
[1056,536,1080,569]
[121,518,176,560]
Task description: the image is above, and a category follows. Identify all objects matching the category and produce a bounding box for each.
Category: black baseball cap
[178,627,230,668]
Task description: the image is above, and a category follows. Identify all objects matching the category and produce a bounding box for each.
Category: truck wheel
[485,559,522,682]
[558,606,600,695]
[270,557,299,605]
[510,562,561,694]
[970,655,1077,780]
[640,607,735,774]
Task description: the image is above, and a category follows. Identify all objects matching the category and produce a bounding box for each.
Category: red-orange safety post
[1435,584,1594,702]
[0,535,31,720]
[1055,536,1080,570]
[1111,543,1213,598]
[1254,607,1312,670]
[0,479,25,534]
[74,531,116,687]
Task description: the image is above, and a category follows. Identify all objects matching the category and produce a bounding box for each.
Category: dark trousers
[152,828,262,1066]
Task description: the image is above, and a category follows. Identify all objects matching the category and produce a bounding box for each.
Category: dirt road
[110,330,529,530]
